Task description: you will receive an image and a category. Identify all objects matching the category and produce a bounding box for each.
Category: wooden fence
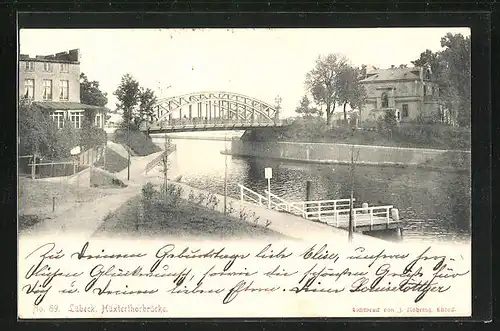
[20,144,107,179]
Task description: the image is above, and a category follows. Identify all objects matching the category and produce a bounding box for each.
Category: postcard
[18,27,472,319]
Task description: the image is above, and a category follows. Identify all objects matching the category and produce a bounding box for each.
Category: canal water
[153,135,471,243]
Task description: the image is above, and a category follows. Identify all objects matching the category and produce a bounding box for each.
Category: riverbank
[94,194,286,240]
[229,140,470,173]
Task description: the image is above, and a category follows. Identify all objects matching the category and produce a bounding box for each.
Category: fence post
[370,209,373,227]
[335,211,339,227]
[317,203,321,221]
[240,186,244,202]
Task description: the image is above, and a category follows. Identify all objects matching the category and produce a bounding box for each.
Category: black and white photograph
[17,27,473,319]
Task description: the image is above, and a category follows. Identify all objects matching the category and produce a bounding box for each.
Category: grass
[94,146,129,173]
[95,195,285,240]
[18,177,116,214]
[112,129,162,156]
[18,214,44,232]
[249,117,471,151]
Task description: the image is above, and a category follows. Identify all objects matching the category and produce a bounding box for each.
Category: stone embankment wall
[230,140,470,172]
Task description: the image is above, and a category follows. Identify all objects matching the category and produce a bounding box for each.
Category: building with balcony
[19,49,107,129]
[359,66,450,124]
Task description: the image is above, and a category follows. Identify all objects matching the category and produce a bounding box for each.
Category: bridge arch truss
[152,91,279,126]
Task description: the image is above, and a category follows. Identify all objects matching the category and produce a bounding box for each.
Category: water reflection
[154,137,471,243]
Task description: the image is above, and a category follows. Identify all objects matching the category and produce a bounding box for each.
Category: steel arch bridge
[144,91,286,133]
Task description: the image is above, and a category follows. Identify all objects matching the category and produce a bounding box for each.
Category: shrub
[160,183,183,207]
[80,118,107,150]
[52,122,80,160]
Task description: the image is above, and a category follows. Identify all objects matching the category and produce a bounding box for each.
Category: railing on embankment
[144,145,177,174]
[238,183,400,231]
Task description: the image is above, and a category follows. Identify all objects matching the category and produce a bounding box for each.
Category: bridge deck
[146,122,286,133]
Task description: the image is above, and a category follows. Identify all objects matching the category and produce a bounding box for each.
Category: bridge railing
[147,117,287,130]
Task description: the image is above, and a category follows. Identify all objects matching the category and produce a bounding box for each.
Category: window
[425,69,431,80]
[25,61,35,71]
[381,92,389,108]
[60,63,69,72]
[43,80,52,100]
[402,104,409,118]
[43,62,53,72]
[95,113,102,128]
[23,79,34,99]
[60,80,69,100]
[70,111,83,129]
[50,111,65,129]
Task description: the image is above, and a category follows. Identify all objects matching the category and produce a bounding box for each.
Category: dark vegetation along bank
[111,128,161,156]
[95,183,285,239]
[243,116,470,151]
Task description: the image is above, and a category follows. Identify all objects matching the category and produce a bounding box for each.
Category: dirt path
[20,151,385,244]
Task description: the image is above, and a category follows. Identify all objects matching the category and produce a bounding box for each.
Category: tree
[138,87,158,127]
[114,74,159,131]
[411,33,471,127]
[114,73,141,130]
[295,95,323,117]
[80,73,108,107]
[411,49,441,76]
[439,33,471,127]
[336,65,367,124]
[305,53,348,126]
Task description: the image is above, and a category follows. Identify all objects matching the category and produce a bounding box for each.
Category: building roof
[32,101,107,111]
[19,49,80,64]
[360,67,421,83]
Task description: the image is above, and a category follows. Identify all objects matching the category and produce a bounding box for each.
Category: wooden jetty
[238,184,403,241]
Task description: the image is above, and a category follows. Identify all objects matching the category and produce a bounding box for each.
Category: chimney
[68,49,80,62]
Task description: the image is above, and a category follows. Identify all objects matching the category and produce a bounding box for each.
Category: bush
[52,122,80,160]
[18,101,58,158]
[113,128,161,156]
[394,123,470,150]
[80,118,107,150]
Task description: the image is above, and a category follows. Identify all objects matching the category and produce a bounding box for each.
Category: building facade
[359,66,447,124]
[19,49,106,129]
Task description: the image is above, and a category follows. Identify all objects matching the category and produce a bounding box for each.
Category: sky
[19,28,470,118]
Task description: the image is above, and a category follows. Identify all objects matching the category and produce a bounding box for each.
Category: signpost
[70,146,81,176]
[265,167,272,209]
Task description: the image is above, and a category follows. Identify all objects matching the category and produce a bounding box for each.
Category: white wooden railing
[238,184,273,208]
[264,190,307,216]
[238,183,398,230]
[307,204,394,228]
